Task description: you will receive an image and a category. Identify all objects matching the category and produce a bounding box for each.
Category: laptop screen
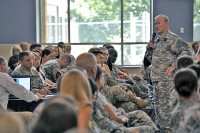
[12,77,31,91]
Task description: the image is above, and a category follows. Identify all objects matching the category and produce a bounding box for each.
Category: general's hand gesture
[165,65,175,76]
[147,41,154,48]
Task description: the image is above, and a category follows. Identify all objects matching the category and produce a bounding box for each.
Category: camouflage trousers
[105,86,138,112]
[170,88,178,109]
[152,81,173,129]
[125,110,158,132]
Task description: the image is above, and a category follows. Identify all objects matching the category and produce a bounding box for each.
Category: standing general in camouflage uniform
[146,14,192,132]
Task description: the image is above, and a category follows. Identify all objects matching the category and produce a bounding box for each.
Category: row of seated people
[8,42,153,113]
[0,51,158,133]
[8,42,75,96]
[1,53,200,133]
[1,42,158,132]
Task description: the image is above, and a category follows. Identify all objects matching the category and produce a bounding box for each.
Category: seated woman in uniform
[171,68,199,132]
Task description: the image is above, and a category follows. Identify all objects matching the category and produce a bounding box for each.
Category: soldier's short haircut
[188,64,200,79]
[76,53,96,73]
[0,56,6,64]
[88,47,103,56]
[103,43,111,48]
[42,49,52,58]
[174,68,198,98]
[177,55,194,69]
[192,42,200,49]
[99,47,108,51]
[58,42,65,49]
[59,54,70,62]
[155,14,169,22]
[108,48,117,56]
[19,51,30,61]
[30,43,41,51]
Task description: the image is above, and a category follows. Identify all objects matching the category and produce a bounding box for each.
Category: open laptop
[9,76,31,99]
[12,77,31,91]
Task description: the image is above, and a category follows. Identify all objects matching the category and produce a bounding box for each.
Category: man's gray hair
[99,47,108,51]
[0,56,6,64]
[155,14,169,22]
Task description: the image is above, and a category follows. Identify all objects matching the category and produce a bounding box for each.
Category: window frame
[37,0,153,66]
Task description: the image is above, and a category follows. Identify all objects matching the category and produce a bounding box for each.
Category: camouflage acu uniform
[104,72,132,92]
[11,65,44,90]
[43,60,63,83]
[111,64,149,97]
[103,86,138,112]
[93,90,155,133]
[111,64,130,84]
[68,54,76,66]
[105,92,158,132]
[146,31,192,129]
[103,73,140,112]
[176,101,200,133]
[125,110,158,132]
[171,99,194,132]
[93,90,130,133]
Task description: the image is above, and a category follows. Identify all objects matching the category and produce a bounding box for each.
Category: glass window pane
[71,44,103,58]
[123,0,150,42]
[71,44,122,65]
[42,0,152,66]
[123,44,146,66]
[70,0,121,43]
[123,0,150,66]
[194,0,200,41]
[46,0,68,43]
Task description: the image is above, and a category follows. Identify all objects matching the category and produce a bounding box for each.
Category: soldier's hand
[35,93,42,99]
[123,73,130,80]
[196,55,200,62]
[127,89,133,95]
[38,89,51,95]
[165,65,175,76]
[147,41,154,48]
[49,85,57,89]
[120,115,129,124]
[131,129,139,133]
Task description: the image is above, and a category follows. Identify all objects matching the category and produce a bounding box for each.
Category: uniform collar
[157,31,171,42]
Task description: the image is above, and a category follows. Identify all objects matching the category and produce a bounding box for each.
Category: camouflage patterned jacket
[43,60,62,83]
[146,31,192,82]
[11,65,44,89]
[176,100,200,133]
[171,99,195,132]
[93,90,131,133]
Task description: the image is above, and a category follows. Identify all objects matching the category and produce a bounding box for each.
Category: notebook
[12,77,31,91]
